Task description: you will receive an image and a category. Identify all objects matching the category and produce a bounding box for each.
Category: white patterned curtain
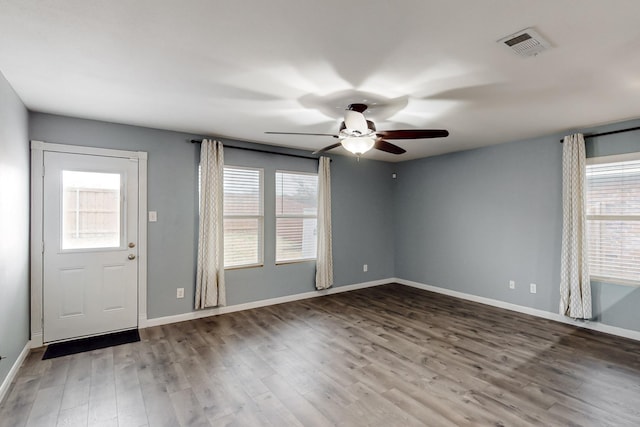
[559,133,591,319]
[195,139,226,308]
[315,156,333,290]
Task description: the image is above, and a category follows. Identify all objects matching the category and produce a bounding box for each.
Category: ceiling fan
[266,103,449,156]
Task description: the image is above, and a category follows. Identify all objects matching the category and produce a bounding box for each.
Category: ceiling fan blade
[265,131,339,138]
[312,142,343,155]
[374,139,406,155]
[376,129,449,139]
[344,110,368,132]
[347,103,368,113]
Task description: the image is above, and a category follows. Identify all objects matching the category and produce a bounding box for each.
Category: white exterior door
[43,151,139,343]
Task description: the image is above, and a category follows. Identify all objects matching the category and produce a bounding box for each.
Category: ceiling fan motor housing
[346,103,368,113]
[339,120,376,134]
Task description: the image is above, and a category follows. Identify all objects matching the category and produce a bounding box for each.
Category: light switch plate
[149,211,157,222]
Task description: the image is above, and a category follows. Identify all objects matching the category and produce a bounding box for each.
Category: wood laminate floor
[2,283,640,426]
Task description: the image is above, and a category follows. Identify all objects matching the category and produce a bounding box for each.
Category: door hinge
[42,165,45,177]
[42,241,45,253]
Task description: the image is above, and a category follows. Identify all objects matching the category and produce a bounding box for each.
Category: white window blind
[223,167,263,268]
[586,156,640,285]
[275,171,318,263]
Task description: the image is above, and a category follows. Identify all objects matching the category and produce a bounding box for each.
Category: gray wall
[29,113,395,319]
[0,71,30,386]
[395,118,640,333]
[25,109,640,336]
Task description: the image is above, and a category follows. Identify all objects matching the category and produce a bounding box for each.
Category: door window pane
[62,171,122,249]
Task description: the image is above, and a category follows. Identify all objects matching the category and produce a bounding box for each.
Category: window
[586,153,640,285]
[223,166,263,268]
[62,170,122,250]
[275,171,318,263]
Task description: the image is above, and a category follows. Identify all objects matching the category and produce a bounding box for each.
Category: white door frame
[30,140,148,348]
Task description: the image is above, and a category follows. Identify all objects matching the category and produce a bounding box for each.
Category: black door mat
[42,329,140,360]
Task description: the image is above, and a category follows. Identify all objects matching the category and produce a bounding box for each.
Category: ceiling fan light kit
[341,136,376,156]
[267,103,449,157]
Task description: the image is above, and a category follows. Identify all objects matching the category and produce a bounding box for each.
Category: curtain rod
[190,139,326,161]
[560,125,640,143]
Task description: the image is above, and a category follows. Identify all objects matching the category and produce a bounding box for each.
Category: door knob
[128,254,136,260]
[128,242,136,248]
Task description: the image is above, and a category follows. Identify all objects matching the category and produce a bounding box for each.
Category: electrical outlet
[363,264,368,272]
[509,280,515,290]
[530,283,537,294]
[176,288,184,299]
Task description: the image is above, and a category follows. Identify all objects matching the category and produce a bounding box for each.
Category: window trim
[587,151,640,166]
[275,169,318,265]
[586,151,640,287]
[223,165,264,270]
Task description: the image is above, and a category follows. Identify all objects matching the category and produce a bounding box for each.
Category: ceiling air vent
[497,28,551,57]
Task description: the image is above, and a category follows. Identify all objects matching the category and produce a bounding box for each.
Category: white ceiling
[2,1,640,161]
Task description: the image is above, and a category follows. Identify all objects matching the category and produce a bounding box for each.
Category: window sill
[225,263,263,271]
[590,276,640,287]
[275,259,316,266]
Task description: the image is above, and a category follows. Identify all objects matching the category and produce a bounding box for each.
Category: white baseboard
[140,278,391,329]
[138,277,640,342]
[394,278,640,342]
[0,341,31,405]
